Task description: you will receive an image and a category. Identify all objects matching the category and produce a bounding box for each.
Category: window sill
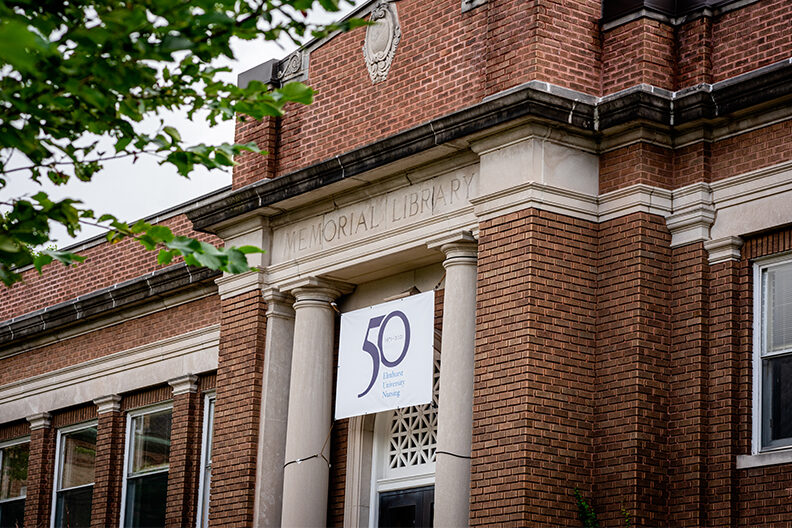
[736,450,792,469]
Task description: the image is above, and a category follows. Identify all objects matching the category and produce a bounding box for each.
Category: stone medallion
[363,1,401,84]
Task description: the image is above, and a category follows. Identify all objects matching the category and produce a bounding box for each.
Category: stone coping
[0,263,221,349]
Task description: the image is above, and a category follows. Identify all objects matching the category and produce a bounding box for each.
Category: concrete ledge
[737,450,792,469]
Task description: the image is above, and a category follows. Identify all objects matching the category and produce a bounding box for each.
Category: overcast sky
[1,4,357,247]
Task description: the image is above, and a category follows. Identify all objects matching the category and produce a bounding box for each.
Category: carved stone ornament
[363,1,401,84]
[278,51,304,82]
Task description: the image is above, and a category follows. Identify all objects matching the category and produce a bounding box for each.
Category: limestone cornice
[216,269,268,300]
[192,58,792,235]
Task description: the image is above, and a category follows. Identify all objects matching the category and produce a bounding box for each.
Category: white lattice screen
[385,342,440,471]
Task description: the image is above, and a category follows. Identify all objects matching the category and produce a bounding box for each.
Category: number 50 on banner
[335,290,435,420]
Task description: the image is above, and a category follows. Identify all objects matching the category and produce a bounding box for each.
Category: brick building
[2,0,792,526]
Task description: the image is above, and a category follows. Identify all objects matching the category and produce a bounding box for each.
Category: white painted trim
[120,402,173,528]
[751,254,792,455]
[368,410,436,528]
[50,420,98,528]
[0,436,29,449]
[0,326,219,423]
[196,391,215,528]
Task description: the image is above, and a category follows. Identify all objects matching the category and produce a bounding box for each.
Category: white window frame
[368,409,436,527]
[119,402,173,528]
[0,436,30,513]
[50,420,98,528]
[196,391,215,528]
[753,253,792,454]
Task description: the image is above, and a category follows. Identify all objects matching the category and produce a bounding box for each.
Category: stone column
[24,412,55,528]
[91,395,124,528]
[434,238,478,528]
[280,280,347,528]
[254,290,295,528]
[166,375,201,528]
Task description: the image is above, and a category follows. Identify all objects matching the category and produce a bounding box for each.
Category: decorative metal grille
[386,341,440,470]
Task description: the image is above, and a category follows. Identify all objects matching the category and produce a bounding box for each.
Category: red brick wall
[471,208,598,526]
[51,404,97,428]
[600,143,674,194]
[277,0,486,177]
[0,295,219,386]
[602,17,676,94]
[710,120,792,183]
[711,0,792,83]
[676,17,714,88]
[0,421,29,442]
[209,291,266,527]
[1,214,221,320]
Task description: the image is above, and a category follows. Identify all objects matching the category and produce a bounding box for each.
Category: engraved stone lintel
[363,1,401,84]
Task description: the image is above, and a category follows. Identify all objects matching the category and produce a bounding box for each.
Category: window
[121,405,172,528]
[0,438,29,528]
[196,393,215,528]
[52,423,97,528]
[370,336,439,527]
[755,257,792,452]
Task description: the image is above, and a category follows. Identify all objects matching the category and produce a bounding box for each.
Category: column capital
[26,412,52,430]
[262,288,296,320]
[93,394,122,414]
[285,277,354,308]
[704,236,743,265]
[430,231,478,269]
[168,374,199,396]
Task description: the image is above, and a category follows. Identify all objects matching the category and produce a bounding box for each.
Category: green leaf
[163,126,181,142]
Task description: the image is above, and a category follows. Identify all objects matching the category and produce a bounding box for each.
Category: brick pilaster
[470,208,598,526]
[166,375,202,528]
[209,290,267,526]
[233,115,278,189]
[595,212,671,527]
[668,243,709,526]
[24,412,55,528]
[706,259,742,525]
[91,395,124,528]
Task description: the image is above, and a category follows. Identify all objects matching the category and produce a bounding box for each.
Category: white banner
[335,290,435,420]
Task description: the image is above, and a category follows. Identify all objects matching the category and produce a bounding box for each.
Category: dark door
[378,485,434,528]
